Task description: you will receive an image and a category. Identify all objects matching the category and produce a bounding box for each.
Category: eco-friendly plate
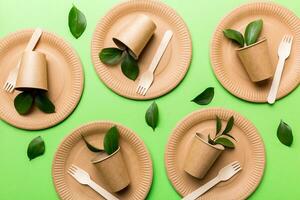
[91,0,192,100]
[0,30,83,130]
[210,2,300,102]
[52,121,153,200]
[165,108,265,199]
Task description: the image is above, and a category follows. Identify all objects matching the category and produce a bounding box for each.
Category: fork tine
[138,87,144,95]
[233,164,241,170]
[8,85,14,93]
[6,84,12,92]
[143,87,149,96]
[67,168,75,175]
[234,166,242,172]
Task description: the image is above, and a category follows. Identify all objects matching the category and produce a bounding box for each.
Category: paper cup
[113,14,156,59]
[236,38,274,82]
[15,51,48,91]
[184,133,224,179]
[91,147,130,192]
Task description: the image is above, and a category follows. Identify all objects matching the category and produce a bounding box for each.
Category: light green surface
[0,0,299,199]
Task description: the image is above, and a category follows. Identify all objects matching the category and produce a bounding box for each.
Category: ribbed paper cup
[236,38,274,82]
[184,133,224,179]
[91,147,130,192]
[16,51,48,91]
[113,14,156,59]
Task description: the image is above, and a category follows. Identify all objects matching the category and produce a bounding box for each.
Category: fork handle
[267,58,285,104]
[149,30,173,73]
[25,28,43,51]
[89,180,119,200]
[182,177,220,200]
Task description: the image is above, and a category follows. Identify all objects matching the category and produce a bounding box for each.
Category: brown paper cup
[15,51,48,91]
[184,133,224,179]
[91,147,130,192]
[113,14,156,59]
[236,38,274,82]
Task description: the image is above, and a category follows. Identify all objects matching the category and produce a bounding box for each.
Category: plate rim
[165,107,266,199]
[91,0,192,100]
[0,29,84,130]
[52,121,153,200]
[210,2,300,103]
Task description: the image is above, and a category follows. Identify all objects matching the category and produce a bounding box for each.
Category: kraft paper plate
[210,2,300,102]
[0,29,83,130]
[52,121,153,200]
[91,0,192,100]
[165,108,265,199]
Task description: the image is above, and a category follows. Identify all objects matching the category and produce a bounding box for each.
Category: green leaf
[244,19,263,46]
[35,91,55,113]
[27,136,45,160]
[222,116,234,135]
[104,126,119,155]
[99,48,124,65]
[121,53,139,80]
[81,135,103,152]
[216,116,222,135]
[14,91,34,115]
[191,87,214,105]
[222,133,236,141]
[223,29,244,46]
[277,120,293,146]
[68,5,87,39]
[145,101,159,131]
[215,137,235,149]
[208,134,215,145]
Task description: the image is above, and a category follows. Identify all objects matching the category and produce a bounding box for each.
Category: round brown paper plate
[165,108,265,199]
[91,0,192,100]
[52,121,153,200]
[210,2,300,102]
[0,30,83,130]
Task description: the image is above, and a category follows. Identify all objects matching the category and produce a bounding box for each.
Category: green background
[0,0,299,199]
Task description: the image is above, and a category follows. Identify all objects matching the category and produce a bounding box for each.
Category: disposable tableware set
[1,0,300,200]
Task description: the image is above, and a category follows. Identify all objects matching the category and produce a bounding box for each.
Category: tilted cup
[184,133,224,179]
[236,38,274,82]
[91,147,130,192]
[113,14,156,59]
[15,51,48,91]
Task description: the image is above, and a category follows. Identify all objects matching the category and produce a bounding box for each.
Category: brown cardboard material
[91,147,130,192]
[236,38,274,82]
[15,51,48,91]
[183,132,224,179]
[113,14,156,59]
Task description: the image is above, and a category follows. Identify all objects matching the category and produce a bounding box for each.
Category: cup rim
[91,146,121,164]
[236,37,267,51]
[195,132,225,151]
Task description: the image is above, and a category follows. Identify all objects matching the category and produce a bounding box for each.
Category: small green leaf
[216,116,222,135]
[222,116,234,135]
[208,134,215,145]
[277,120,293,146]
[191,87,214,105]
[27,136,45,160]
[99,48,124,65]
[81,135,103,152]
[104,126,119,155]
[121,53,139,80]
[145,102,159,131]
[35,91,55,113]
[68,5,87,39]
[223,29,244,46]
[14,91,34,115]
[245,19,263,46]
[215,137,235,149]
[222,133,236,141]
